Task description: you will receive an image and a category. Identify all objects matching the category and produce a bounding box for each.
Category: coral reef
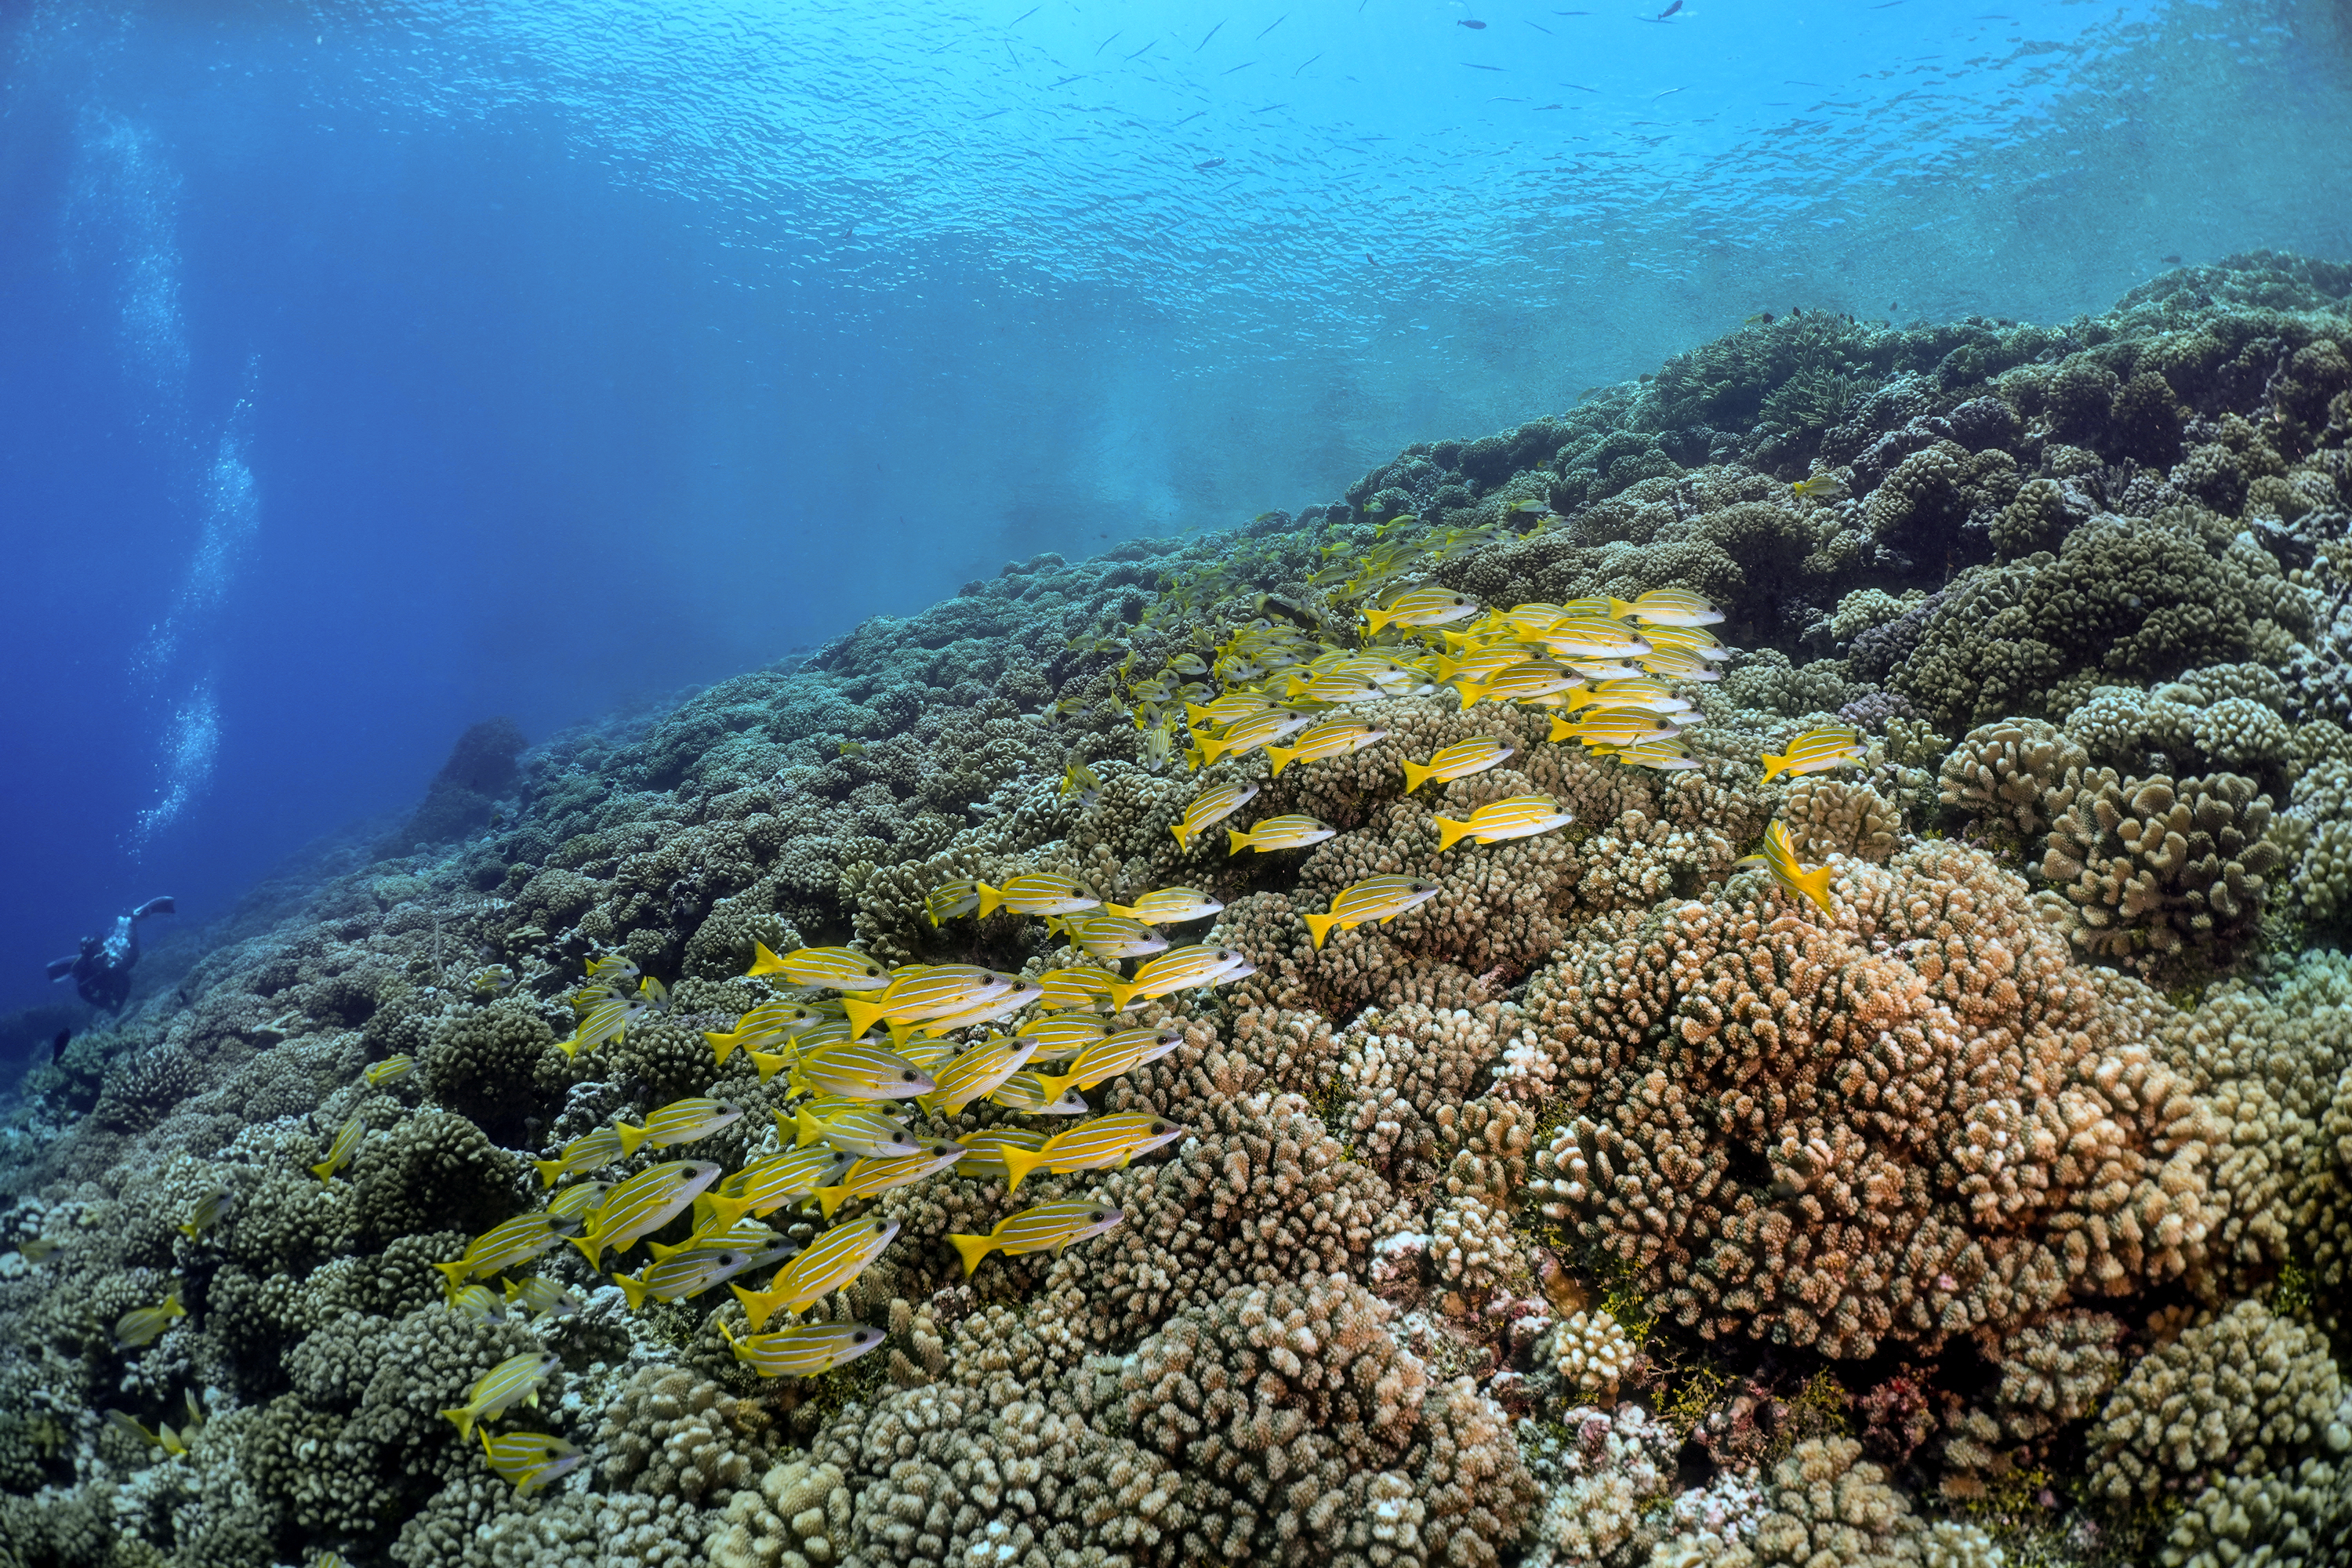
[6,250,2352,1566]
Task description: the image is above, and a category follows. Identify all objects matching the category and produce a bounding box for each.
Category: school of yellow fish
[129,514,1868,1495]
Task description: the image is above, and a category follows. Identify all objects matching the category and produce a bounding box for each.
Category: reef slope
[5,252,2352,1568]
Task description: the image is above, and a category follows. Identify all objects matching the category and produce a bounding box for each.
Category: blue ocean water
[2,0,2346,1024]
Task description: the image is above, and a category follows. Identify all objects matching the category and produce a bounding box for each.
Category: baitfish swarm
[14,257,2352,1568]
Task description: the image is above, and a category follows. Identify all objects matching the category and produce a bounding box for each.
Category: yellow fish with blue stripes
[730,1217,899,1331]
[948,1200,1127,1276]
[997,1114,1186,1195]
[1735,818,1837,916]
[569,1162,722,1267]
[614,1098,743,1157]
[720,1320,889,1378]
[309,1116,365,1185]
[439,1350,561,1441]
[480,1428,585,1492]
[747,942,891,991]
[1432,794,1573,851]
[1302,876,1439,949]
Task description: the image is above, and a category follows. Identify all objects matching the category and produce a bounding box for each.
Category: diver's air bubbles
[131,683,220,856]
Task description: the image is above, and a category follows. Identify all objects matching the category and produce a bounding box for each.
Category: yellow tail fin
[706,1030,739,1066]
[1303,912,1341,949]
[793,1108,822,1148]
[815,1185,850,1221]
[1102,902,1138,919]
[1265,746,1296,777]
[1227,827,1251,855]
[1401,759,1432,793]
[440,1403,480,1441]
[1432,816,1475,852]
[699,1189,758,1229]
[975,882,1004,918]
[1102,981,1139,1013]
[841,996,889,1036]
[501,1277,524,1302]
[1547,713,1575,744]
[614,1123,648,1158]
[1184,702,1212,727]
[309,1159,339,1185]
[949,1232,998,1277]
[730,1279,788,1334]
[567,1230,607,1269]
[615,1272,652,1312]
[1759,752,1791,784]
[1361,606,1394,635]
[998,1145,1051,1196]
[1170,822,1192,849]
[748,940,786,978]
[1791,863,1835,916]
[746,1047,790,1083]
[531,1157,564,1188]
[431,1259,471,1302]
[1454,682,1487,709]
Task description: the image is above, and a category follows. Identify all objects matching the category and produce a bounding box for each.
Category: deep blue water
[2,0,2348,1018]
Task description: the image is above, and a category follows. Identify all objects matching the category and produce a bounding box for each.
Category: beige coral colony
[9,252,2352,1568]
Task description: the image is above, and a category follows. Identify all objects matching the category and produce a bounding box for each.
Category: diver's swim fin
[133,898,176,920]
[45,956,76,981]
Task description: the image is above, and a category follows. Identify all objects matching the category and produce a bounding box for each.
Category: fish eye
[902,1070,917,1081]
[545,1446,562,1457]
[1091,1210,1105,1221]
[854,1330,872,1341]
[1152,1123,1167,1133]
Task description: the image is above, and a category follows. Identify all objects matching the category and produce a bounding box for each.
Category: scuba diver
[45,897,175,1014]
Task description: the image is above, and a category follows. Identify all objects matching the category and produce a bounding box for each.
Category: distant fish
[1255,13,1285,38]
[1791,474,1849,502]
[1658,1,1683,15]
[49,1028,68,1063]
[1458,17,1487,26]
[1196,20,1224,49]
[2161,253,2182,264]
